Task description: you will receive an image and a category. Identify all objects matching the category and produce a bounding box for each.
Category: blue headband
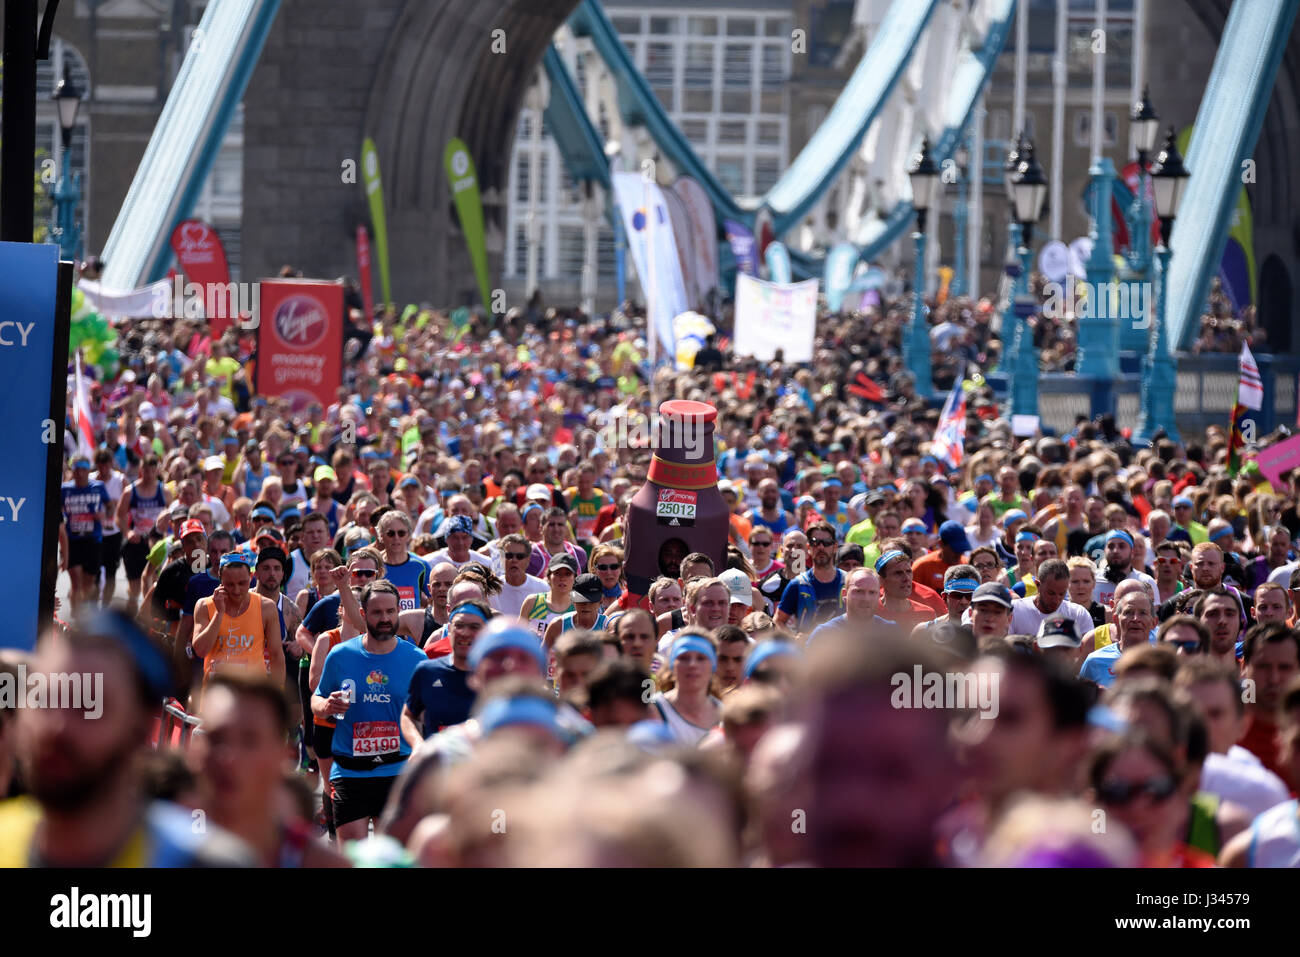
[477,696,568,742]
[521,503,543,519]
[219,552,252,571]
[875,550,906,573]
[1015,531,1039,543]
[450,602,488,622]
[976,474,994,484]
[1106,529,1134,547]
[73,458,91,469]
[1209,526,1233,543]
[744,641,802,680]
[671,634,717,671]
[468,627,547,672]
[446,515,474,536]
[944,577,979,593]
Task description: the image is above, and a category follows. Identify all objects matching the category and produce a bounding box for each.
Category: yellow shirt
[0,797,147,867]
[204,356,241,399]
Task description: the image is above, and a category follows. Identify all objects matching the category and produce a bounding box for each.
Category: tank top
[652,693,722,747]
[199,594,268,681]
[525,594,574,641]
[1248,799,1300,868]
[312,628,346,727]
[749,509,790,536]
[421,607,446,644]
[128,481,167,535]
[243,461,273,500]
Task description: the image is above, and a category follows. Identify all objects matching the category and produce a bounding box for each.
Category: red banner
[169,219,233,337]
[255,279,344,411]
[356,225,374,320]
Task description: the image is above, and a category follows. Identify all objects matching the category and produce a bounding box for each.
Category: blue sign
[764,241,792,285]
[0,243,61,650]
[824,242,860,312]
[723,219,757,276]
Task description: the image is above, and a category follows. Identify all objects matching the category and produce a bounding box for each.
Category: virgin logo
[177,222,212,254]
[273,296,328,348]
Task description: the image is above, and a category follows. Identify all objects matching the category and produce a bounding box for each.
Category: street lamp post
[906,137,939,400]
[1120,86,1160,351]
[999,132,1024,371]
[951,138,969,299]
[1136,127,1190,445]
[1010,142,1048,418]
[49,68,83,262]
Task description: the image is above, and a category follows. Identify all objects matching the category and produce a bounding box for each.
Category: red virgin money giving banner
[255,279,344,411]
[169,218,233,335]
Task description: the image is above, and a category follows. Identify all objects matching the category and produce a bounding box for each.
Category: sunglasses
[252,515,272,523]
[351,568,378,579]
[751,540,773,547]
[1098,775,1177,806]
[504,551,531,561]
[1155,556,1180,565]
[809,538,835,547]
[278,459,295,467]
[1168,639,1201,653]
[385,529,408,538]
[595,563,622,571]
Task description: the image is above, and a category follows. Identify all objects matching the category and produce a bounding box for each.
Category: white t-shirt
[285,548,311,601]
[1009,596,1094,640]
[496,574,548,619]
[1092,568,1160,611]
[203,494,232,531]
[1268,560,1300,587]
[98,470,125,534]
[965,524,1000,549]
[1199,746,1291,820]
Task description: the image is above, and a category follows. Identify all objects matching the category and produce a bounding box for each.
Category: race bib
[656,489,697,527]
[70,512,95,535]
[351,721,400,756]
[394,585,417,611]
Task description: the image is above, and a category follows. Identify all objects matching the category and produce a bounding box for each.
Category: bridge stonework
[241,0,581,308]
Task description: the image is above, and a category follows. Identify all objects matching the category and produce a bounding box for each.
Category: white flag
[1238,343,1263,411]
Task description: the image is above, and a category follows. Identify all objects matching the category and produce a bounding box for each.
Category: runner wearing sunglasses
[377,510,430,611]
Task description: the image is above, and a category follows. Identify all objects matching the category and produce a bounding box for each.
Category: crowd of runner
[1,279,1298,868]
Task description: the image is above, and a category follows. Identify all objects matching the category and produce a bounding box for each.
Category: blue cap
[823,477,843,488]
[445,515,474,536]
[1003,510,1028,527]
[875,550,907,573]
[251,506,277,521]
[743,641,802,680]
[1172,495,1194,508]
[1106,529,1134,547]
[477,696,569,743]
[400,475,420,488]
[467,621,547,673]
[671,634,717,671]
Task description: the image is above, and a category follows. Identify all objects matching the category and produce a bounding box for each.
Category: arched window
[35,37,93,242]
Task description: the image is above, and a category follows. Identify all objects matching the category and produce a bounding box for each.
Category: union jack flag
[930,370,967,469]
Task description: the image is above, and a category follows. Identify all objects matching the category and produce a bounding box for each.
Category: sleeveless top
[652,693,722,747]
[198,594,268,681]
[421,606,446,644]
[243,461,273,500]
[1248,799,1300,868]
[127,481,167,536]
[312,628,346,727]
[525,595,574,642]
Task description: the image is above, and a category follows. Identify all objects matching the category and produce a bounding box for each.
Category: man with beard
[1235,622,1300,779]
[0,610,253,866]
[313,581,427,840]
[746,478,795,538]
[1093,530,1159,612]
[775,523,845,634]
[1193,587,1245,663]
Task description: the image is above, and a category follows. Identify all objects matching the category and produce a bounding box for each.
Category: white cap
[120,369,137,383]
[203,455,224,472]
[717,568,753,606]
[138,401,157,422]
[526,483,552,502]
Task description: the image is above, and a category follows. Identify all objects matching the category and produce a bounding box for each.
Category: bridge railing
[991,352,1300,437]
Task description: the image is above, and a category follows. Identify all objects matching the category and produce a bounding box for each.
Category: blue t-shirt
[315,636,427,779]
[778,569,845,628]
[405,655,475,739]
[181,572,219,617]
[384,555,431,611]
[1079,643,1122,688]
[61,480,110,540]
[303,593,342,636]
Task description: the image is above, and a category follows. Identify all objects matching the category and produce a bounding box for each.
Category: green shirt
[846,518,876,548]
[204,356,241,399]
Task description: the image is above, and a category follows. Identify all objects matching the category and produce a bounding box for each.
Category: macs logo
[366,670,388,686]
[272,295,328,348]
